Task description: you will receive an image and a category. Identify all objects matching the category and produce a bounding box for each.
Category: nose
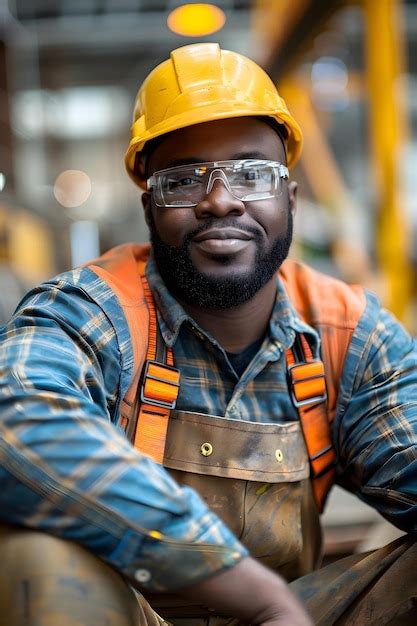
[194,178,245,219]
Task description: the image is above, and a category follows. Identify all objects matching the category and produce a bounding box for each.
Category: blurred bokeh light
[54,170,92,208]
[167,3,226,37]
[311,57,350,111]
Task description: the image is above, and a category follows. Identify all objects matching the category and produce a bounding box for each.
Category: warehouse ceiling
[4,0,253,91]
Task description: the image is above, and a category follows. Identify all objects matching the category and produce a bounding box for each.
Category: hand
[178,556,312,625]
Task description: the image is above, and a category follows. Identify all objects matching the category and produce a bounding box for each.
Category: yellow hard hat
[125,43,303,187]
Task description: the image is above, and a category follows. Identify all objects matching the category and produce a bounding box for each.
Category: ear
[141,192,152,227]
[287,181,298,218]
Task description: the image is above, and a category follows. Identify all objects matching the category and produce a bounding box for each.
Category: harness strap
[286,334,336,511]
[132,276,180,464]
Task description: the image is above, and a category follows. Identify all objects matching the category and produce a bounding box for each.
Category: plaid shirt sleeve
[0,270,247,592]
[334,292,417,531]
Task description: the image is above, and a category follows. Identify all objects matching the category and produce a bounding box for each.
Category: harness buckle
[140,360,180,410]
[288,360,327,408]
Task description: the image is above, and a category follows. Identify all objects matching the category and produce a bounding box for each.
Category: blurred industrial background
[0,0,415,561]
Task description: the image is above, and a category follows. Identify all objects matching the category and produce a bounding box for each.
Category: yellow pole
[364,0,412,320]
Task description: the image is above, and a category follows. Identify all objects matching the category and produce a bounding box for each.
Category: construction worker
[0,43,416,625]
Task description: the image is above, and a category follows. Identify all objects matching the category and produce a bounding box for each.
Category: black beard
[149,212,293,310]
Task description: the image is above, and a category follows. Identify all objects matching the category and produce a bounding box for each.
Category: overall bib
[147,410,322,621]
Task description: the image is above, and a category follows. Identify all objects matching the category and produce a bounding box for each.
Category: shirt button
[134,568,151,583]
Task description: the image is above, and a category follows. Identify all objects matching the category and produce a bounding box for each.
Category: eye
[179,177,198,186]
[233,169,260,183]
[166,176,200,190]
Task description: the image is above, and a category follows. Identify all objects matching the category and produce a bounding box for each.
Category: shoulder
[6,251,145,415]
[11,245,151,368]
[9,265,122,363]
[15,242,152,319]
[86,243,150,305]
[278,259,367,330]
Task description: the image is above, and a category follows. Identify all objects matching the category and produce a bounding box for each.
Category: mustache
[183,218,262,245]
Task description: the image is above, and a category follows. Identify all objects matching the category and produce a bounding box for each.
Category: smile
[192,228,253,255]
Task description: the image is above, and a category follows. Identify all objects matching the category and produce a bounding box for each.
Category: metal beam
[253,0,347,79]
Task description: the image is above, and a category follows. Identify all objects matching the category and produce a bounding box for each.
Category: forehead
[147,117,286,173]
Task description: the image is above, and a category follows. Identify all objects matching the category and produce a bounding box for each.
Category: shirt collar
[145,253,319,352]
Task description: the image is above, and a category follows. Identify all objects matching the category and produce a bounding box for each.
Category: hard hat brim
[125,105,303,189]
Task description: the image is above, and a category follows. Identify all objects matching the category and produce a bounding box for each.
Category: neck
[179,278,277,353]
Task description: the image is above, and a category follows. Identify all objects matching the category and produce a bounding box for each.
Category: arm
[0,274,310,624]
[334,300,417,531]
[0,276,245,591]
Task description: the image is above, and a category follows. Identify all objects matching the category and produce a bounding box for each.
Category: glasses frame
[147,159,289,208]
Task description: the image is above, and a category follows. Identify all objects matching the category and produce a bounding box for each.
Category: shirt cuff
[109,508,249,592]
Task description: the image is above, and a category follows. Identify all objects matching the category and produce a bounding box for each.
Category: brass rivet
[275,449,284,463]
[200,442,213,457]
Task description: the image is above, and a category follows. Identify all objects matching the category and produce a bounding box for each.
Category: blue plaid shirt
[0,248,416,592]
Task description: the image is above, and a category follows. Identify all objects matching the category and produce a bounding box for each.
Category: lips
[193,228,252,242]
[192,227,253,255]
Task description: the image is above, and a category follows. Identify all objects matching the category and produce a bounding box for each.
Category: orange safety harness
[132,275,335,513]
[131,277,179,465]
[89,243,366,514]
[286,334,337,510]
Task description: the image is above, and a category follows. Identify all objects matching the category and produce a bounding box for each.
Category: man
[0,43,415,626]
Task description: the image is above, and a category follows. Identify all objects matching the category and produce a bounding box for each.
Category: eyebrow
[163,151,271,169]
[163,157,204,168]
[232,151,270,160]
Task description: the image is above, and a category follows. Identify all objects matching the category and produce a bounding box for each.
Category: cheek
[151,207,197,246]
[251,199,289,237]
[273,208,290,236]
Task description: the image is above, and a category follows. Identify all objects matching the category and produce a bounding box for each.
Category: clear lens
[160,166,207,206]
[228,163,276,200]
[148,160,288,207]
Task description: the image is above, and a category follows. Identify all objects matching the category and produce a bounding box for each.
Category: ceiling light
[167,3,226,37]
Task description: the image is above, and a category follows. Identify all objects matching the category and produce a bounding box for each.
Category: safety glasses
[147,159,289,208]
